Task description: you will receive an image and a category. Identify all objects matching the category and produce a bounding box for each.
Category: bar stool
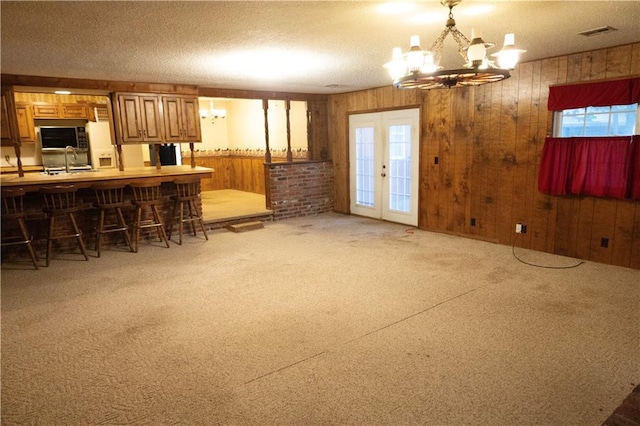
[1,188,39,269]
[41,184,89,267]
[168,176,209,245]
[130,179,170,253]
[93,182,134,257]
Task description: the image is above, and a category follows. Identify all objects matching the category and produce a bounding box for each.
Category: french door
[349,109,419,226]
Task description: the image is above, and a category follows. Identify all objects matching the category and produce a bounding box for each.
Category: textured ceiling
[1,1,639,95]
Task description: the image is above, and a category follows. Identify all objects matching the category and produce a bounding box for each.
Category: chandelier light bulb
[392,47,403,61]
[504,33,515,46]
[492,33,526,70]
[421,52,438,73]
[407,35,425,73]
[467,28,488,67]
[385,47,406,79]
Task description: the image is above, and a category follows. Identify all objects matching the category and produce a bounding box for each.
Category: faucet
[64,146,77,173]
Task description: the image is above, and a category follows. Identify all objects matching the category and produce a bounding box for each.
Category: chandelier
[385,0,525,90]
[200,100,227,123]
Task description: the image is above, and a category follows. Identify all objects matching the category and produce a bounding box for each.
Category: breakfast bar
[0,165,213,191]
[1,166,213,265]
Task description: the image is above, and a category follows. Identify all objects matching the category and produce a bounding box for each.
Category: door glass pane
[355,127,375,207]
[388,124,411,212]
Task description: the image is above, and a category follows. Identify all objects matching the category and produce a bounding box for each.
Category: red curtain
[538,138,574,195]
[548,78,640,111]
[631,139,640,200]
[538,136,639,200]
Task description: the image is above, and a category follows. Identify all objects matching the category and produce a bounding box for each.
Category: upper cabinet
[32,102,88,119]
[61,104,88,119]
[1,87,18,147]
[32,103,59,119]
[15,102,36,143]
[115,93,163,144]
[113,92,201,145]
[162,96,201,142]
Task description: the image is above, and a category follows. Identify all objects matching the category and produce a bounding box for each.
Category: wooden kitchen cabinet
[33,103,60,118]
[15,102,36,143]
[1,85,25,176]
[115,93,163,144]
[61,104,87,119]
[1,93,14,146]
[162,96,201,142]
[33,102,88,119]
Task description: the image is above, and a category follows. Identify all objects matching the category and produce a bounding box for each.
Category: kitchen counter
[1,165,214,191]
[1,165,215,256]
[1,165,43,174]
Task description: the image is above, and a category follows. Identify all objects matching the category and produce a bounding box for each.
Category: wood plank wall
[327,43,640,269]
[190,156,267,194]
[14,93,108,104]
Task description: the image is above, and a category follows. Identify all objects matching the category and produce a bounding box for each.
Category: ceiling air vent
[578,26,618,37]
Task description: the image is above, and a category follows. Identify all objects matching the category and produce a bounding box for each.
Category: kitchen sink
[42,167,98,176]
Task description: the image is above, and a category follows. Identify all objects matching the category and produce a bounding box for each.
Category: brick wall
[265,161,333,220]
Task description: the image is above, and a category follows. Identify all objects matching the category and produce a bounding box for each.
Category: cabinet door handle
[138,130,142,137]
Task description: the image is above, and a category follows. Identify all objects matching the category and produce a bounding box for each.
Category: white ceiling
[1,1,639,95]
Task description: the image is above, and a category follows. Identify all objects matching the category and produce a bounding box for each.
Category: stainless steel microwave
[40,126,89,150]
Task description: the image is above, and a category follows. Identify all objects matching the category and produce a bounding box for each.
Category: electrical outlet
[470,218,476,226]
[515,223,522,233]
[601,237,609,248]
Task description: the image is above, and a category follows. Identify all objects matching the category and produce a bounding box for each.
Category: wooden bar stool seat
[130,179,170,253]
[92,182,134,257]
[1,187,39,269]
[168,176,209,245]
[41,184,89,267]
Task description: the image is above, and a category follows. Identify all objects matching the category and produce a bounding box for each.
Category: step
[226,221,264,233]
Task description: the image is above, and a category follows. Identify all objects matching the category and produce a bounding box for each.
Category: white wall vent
[578,26,618,37]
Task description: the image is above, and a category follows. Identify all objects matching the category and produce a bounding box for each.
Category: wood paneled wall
[327,43,640,269]
[190,156,267,194]
[14,92,108,104]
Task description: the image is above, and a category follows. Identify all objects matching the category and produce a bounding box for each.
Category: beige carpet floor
[1,213,639,425]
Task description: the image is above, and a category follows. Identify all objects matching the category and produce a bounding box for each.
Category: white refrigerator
[86,119,144,169]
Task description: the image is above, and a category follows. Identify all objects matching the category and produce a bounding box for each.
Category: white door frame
[349,108,420,226]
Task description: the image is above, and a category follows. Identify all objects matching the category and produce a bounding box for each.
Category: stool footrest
[48,232,82,240]
[97,225,129,233]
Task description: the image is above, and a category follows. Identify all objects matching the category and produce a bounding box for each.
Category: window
[553,103,638,137]
[541,78,640,200]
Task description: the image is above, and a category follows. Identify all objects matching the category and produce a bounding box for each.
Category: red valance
[538,136,640,200]
[548,78,640,111]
